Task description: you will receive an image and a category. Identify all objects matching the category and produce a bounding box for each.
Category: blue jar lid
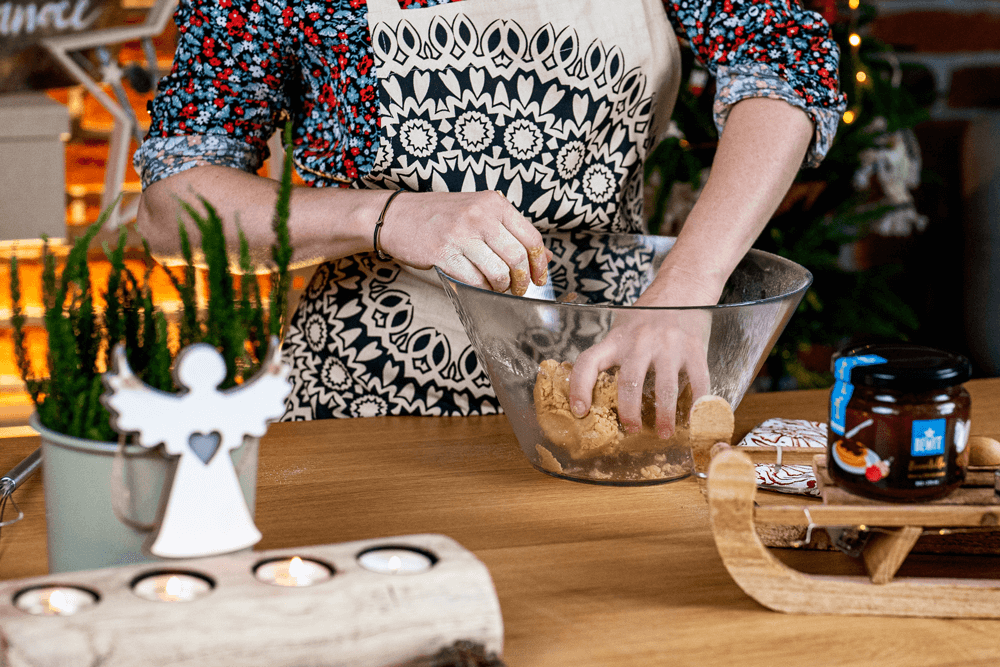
[834,343,971,391]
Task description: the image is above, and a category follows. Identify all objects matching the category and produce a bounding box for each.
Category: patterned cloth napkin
[736,418,828,497]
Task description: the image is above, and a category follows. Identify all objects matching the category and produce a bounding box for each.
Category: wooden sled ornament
[707,441,1000,619]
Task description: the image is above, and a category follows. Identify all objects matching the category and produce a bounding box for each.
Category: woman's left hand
[565,97,814,439]
[567,263,719,439]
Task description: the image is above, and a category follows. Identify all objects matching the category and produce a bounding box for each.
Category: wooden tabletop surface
[4,379,1000,665]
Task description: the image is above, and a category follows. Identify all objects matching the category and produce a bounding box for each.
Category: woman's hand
[568,264,720,439]
[378,190,549,295]
[566,97,814,439]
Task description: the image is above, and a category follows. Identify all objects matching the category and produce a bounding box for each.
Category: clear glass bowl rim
[435,240,814,311]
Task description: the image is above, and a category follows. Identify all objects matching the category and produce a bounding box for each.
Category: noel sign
[0,0,107,93]
[0,0,103,49]
[103,340,292,559]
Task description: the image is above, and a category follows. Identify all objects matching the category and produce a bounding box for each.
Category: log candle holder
[0,534,503,666]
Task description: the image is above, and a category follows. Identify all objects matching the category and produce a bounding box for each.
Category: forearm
[136,165,550,290]
[136,165,388,268]
[649,97,813,305]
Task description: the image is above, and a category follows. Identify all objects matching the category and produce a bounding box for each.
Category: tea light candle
[132,572,213,602]
[254,556,332,587]
[357,548,434,575]
[14,586,98,616]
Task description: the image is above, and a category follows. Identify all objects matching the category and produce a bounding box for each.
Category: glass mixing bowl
[438,232,813,485]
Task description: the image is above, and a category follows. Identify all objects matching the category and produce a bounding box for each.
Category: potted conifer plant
[9,125,295,573]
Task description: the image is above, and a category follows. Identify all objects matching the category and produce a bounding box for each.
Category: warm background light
[842,110,856,124]
[856,71,868,83]
[849,33,861,47]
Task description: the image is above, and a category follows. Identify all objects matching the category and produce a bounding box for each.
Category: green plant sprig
[178,195,245,388]
[9,254,39,407]
[238,227,267,367]
[10,120,297,439]
[268,121,295,339]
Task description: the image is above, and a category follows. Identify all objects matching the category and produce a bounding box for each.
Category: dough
[535,444,564,473]
[533,359,623,459]
[532,359,693,460]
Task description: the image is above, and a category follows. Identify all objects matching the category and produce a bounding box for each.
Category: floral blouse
[134,0,846,187]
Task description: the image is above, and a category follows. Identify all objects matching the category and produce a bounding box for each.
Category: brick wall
[872,0,1000,117]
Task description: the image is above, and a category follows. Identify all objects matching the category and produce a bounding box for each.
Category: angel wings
[103,339,291,458]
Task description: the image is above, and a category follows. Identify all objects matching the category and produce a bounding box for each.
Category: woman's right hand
[377,190,549,295]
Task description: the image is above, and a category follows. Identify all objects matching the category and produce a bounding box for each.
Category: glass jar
[828,344,972,501]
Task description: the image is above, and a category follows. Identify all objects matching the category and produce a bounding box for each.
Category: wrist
[640,260,727,308]
[373,188,405,260]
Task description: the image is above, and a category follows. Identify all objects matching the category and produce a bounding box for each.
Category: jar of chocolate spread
[828,344,972,501]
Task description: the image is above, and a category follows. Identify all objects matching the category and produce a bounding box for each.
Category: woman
[135,0,845,437]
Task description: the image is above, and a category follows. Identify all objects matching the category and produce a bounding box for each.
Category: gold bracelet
[373,188,405,261]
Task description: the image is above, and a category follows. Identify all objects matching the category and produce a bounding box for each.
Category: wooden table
[4,380,1000,665]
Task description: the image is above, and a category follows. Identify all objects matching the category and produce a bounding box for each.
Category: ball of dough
[533,360,693,459]
[533,359,623,459]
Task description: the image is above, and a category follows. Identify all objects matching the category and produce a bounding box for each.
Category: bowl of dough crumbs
[438,232,812,485]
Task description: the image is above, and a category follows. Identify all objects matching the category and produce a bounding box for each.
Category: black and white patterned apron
[281,0,681,420]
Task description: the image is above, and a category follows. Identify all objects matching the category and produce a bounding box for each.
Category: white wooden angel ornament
[103,339,291,559]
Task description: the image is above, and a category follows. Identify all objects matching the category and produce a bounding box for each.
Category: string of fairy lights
[843,0,863,124]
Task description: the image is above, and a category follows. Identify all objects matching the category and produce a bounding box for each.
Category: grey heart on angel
[188,431,222,464]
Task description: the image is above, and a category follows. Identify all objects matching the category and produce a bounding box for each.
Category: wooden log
[0,534,503,667]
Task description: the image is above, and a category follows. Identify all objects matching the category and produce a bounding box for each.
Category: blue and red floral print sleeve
[135,0,297,186]
[134,0,447,188]
[666,0,846,167]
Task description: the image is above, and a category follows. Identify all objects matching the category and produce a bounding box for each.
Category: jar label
[830,354,886,436]
[911,418,946,456]
[833,408,966,496]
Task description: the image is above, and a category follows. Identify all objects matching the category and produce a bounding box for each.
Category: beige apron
[282,0,681,419]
